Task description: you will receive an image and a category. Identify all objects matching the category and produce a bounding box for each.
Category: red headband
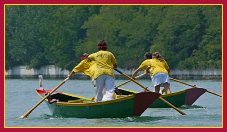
[98,45,107,48]
[80,55,87,60]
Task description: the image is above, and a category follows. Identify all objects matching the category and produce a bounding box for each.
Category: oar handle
[170,77,222,97]
[115,69,149,91]
[170,77,196,87]
[115,73,146,89]
[20,77,69,119]
[206,90,222,97]
[159,97,186,115]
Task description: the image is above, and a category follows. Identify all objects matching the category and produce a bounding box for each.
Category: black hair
[144,52,152,59]
[98,40,107,50]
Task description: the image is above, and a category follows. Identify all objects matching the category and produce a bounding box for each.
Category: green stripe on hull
[117,88,187,108]
[46,98,135,118]
[150,92,187,108]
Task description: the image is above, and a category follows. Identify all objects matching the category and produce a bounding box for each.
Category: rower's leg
[163,83,171,94]
[155,85,160,93]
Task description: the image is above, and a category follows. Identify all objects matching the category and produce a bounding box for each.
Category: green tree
[5,5,222,71]
[151,6,208,69]
[178,6,222,69]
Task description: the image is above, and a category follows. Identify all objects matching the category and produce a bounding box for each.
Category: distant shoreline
[5,75,222,80]
[5,72,222,80]
[5,65,222,80]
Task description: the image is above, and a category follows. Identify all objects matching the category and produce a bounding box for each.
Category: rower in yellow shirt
[132,51,171,94]
[88,40,117,102]
[68,53,96,87]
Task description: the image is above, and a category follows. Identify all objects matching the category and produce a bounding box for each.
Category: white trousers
[95,75,115,102]
[152,73,170,87]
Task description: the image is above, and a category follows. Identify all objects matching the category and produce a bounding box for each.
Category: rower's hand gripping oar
[98,61,186,115]
[170,77,222,97]
[19,77,69,119]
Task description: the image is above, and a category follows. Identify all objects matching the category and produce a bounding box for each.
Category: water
[5,79,222,127]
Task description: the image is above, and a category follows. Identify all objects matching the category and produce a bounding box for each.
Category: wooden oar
[115,73,146,89]
[19,77,69,119]
[170,77,222,97]
[98,61,186,115]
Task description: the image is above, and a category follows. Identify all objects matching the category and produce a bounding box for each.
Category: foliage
[5,5,222,70]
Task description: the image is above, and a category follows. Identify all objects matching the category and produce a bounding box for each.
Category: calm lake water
[5,78,222,128]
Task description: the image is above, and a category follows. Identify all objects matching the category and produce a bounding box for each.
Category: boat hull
[47,97,135,118]
[36,89,161,118]
[116,88,207,108]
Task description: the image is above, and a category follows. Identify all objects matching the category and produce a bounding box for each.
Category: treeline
[6,5,222,71]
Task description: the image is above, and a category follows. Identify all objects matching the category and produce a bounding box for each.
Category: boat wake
[123,116,167,123]
[40,114,64,119]
[180,105,206,109]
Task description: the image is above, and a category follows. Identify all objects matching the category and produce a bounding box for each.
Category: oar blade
[19,78,69,119]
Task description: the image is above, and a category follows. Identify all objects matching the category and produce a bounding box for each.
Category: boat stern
[185,88,207,105]
[133,92,161,116]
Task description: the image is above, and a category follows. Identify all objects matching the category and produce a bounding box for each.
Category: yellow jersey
[138,58,170,77]
[88,50,117,79]
[72,59,96,78]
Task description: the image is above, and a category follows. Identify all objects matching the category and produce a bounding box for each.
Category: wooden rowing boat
[36,89,161,118]
[115,88,207,108]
